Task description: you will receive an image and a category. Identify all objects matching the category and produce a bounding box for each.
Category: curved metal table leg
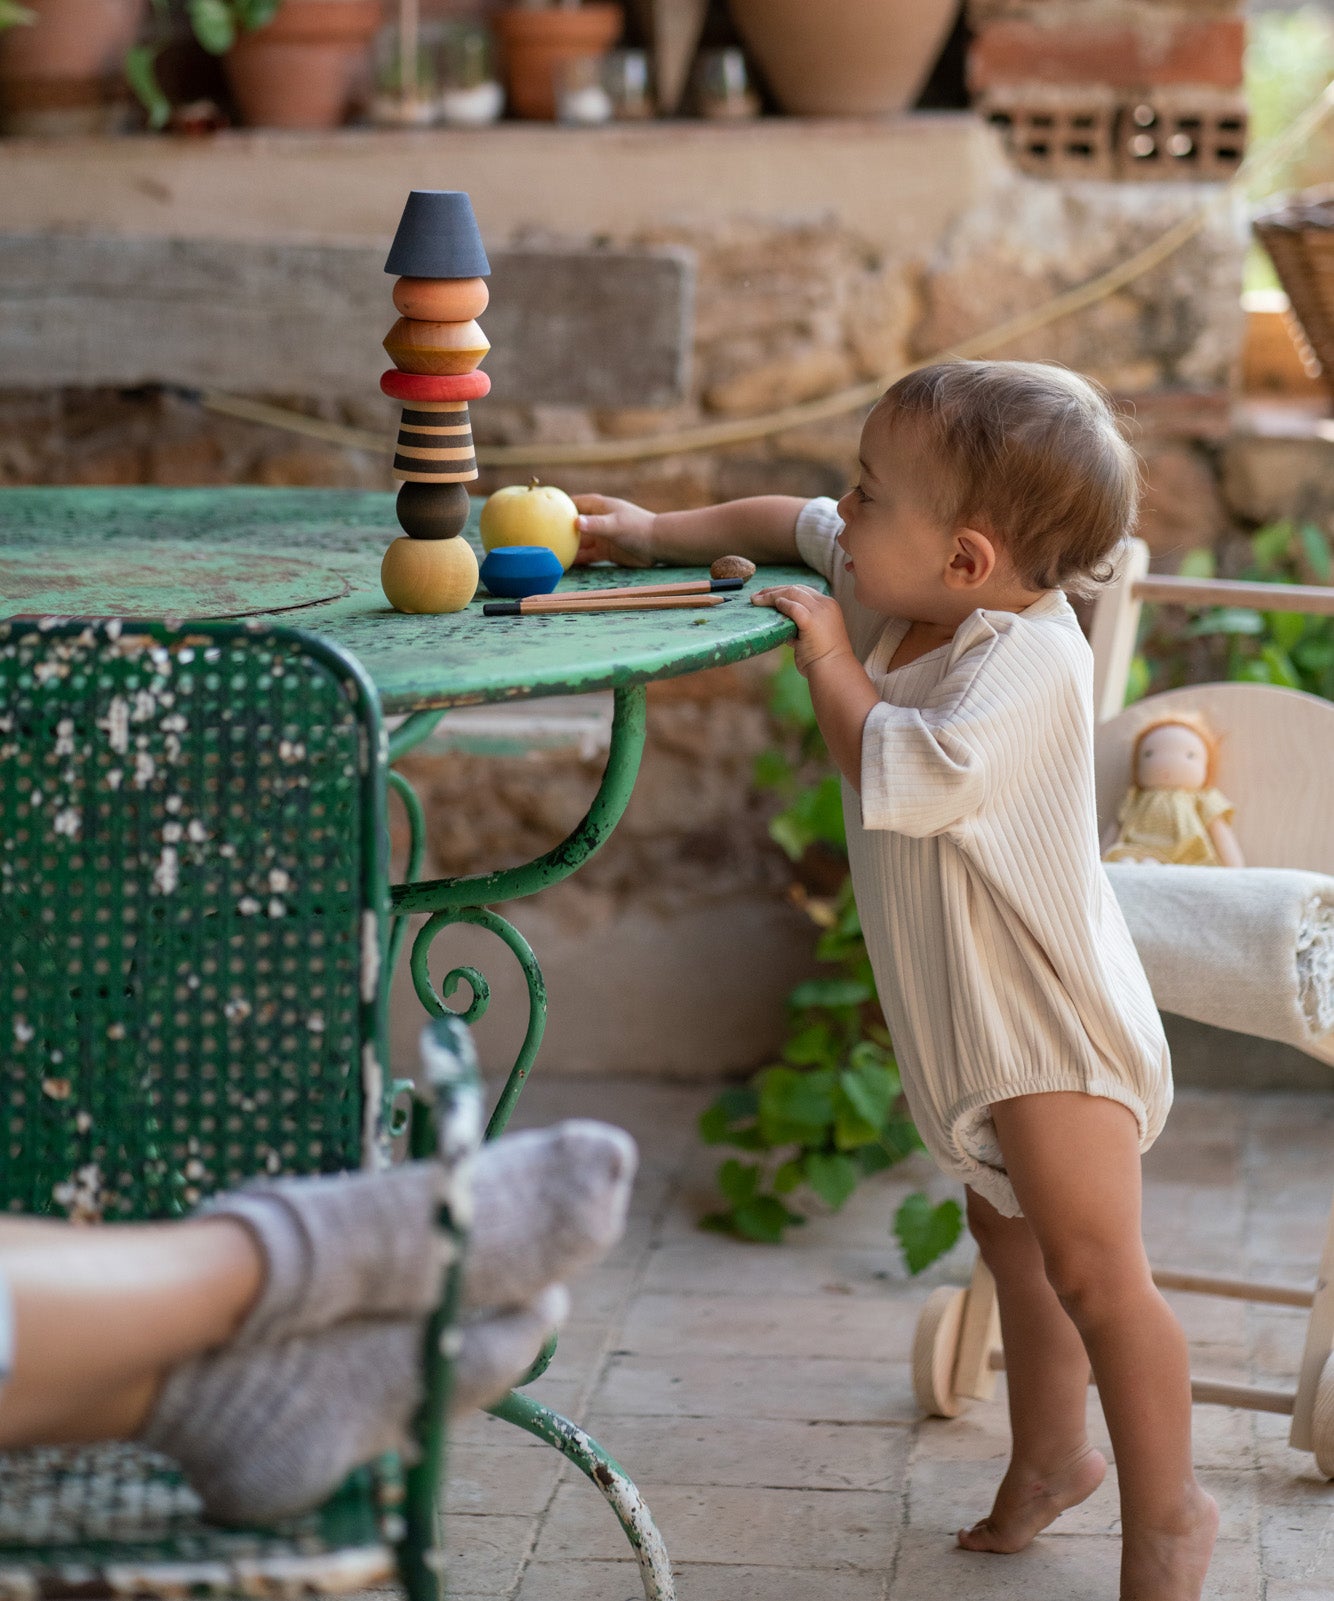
[486,1390,675,1601]
[387,686,671,1593]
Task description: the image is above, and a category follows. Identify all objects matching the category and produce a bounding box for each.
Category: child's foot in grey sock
[142,1288,567,1525]
[205,1121,637,1344]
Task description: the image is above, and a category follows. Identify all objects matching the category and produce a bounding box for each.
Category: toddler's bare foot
[956,1443,1106,1554]
[1120,1487,1218,1601]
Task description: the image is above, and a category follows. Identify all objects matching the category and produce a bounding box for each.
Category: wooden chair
[0,617,476,1601]
[911,539,1334,1474]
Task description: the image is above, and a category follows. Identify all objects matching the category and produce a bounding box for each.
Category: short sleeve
[1196,788,1234,828]
[859,701,987,837]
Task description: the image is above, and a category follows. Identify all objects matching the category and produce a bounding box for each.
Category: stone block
[1221,429,1334,525]
[704,347,857,417]
[1115,386,1233,444]
[1136,442,1230,557]
[968,17,1245,92]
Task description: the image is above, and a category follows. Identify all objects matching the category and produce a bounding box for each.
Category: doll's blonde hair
[1130,711,1221,788]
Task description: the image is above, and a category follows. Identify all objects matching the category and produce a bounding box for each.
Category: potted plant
[1,0,147,133]
[493,0,623,121]
[127,0,381,129]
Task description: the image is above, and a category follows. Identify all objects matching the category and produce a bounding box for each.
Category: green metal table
[0,486,816,1601]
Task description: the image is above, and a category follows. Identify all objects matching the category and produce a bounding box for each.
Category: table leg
[387,684,647,1133]
[486,1390,676,1601]
[386,686,673,1594]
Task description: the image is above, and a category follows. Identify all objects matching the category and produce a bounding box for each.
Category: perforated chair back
[0,618,389,1220]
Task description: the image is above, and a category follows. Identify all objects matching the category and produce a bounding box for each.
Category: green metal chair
[0,616,475,1601]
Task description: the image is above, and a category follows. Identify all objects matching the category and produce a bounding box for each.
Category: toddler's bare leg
[0,1217,262,1447]
[990,1093,1218,1601]
[956,1186,1106,1553]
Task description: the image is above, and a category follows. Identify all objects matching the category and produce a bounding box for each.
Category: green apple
[479,478,580,570]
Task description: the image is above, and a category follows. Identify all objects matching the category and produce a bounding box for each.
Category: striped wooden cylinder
[390,400,479,484]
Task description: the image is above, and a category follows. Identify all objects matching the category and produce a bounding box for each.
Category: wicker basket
[1253,187,1334,399]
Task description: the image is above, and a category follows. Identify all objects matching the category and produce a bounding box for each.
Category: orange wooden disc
[392,276,490,321]
[380,369,492,401]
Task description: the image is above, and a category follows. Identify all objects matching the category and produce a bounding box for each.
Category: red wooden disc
[379,368,492,401]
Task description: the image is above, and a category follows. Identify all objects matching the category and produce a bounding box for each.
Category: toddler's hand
[752,586,852,676]
[572,494,656,568]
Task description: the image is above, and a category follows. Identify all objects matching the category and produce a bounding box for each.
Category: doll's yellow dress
[1103,785,1234,866]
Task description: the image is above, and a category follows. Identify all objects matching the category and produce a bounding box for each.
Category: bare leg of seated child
[0,1121,636,1525]
[985,1092,1217,1601]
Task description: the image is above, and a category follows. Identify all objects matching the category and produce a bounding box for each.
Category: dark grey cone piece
[384,190,491,279]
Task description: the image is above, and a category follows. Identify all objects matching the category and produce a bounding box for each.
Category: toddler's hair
[877,359,1140,596]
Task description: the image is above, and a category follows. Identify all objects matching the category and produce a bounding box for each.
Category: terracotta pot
[223,0,383,129]
[728,0,958,117]
[0,0,147,133]
[493,4,623,122]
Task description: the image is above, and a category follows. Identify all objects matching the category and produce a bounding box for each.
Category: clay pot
[728,0,958,117]
[493,4,623,122]
[223,0,383,129]
[0,0,147,133]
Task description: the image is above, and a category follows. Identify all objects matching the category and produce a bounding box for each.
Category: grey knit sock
[206,1121,637,1344]
[463,1121,638,1311]
[141,1287,568,1526]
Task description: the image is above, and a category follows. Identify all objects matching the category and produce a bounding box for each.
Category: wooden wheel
[1312,1352,1334,1478]
[912,1286,967,1418]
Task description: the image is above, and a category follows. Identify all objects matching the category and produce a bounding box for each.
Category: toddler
[574,360,1217,1601]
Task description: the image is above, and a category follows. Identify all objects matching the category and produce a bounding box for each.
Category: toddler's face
[1135,723,1209,791]
[834,409,955,621]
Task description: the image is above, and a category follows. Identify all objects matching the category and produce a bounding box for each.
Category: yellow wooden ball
[381,536,478,614]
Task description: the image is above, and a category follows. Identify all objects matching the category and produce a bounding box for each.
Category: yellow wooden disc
[383,316,490,376]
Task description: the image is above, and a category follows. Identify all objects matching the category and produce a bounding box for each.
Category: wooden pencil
[566,576,744,601]
[483,594,728,617]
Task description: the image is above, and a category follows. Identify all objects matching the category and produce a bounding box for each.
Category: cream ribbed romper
[796,497,1171,1218]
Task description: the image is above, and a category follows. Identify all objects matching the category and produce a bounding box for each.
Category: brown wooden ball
[396,480,472,540]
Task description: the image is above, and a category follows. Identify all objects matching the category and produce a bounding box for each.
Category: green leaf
[857,1143,899,1176]
[1264,609,1307,653]
[718,1158,760,1207]
[803,1151,860,1209]
[731,1195,803,1243]
[1177,547,1216,580]
[1260,642,1302,689]
[894,1193,964,1274]
[1123,653,1151,706]
[187,0,235,54]
[1188,607,1264,637]
[1251,518,1295,571]
[752,748,791,790]
[769,651,815,730]
[881,1118,926,1160]
[773,1158,805,1194]
[698,1085,759,1144]
[756,1065,836,1143]
[1300,522,1333,583]
[788,976,871,1011]
[783,1021,839,1068]
[123,42,170,127]
[234,0,281,29]
[839,1059,899,1128]
[0,0,36,26]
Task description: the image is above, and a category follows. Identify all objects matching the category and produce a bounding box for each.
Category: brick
[979,85,1119,180]
[1116,89,1247,181]
[968,17,1245,92]
[1112,386,1234,443]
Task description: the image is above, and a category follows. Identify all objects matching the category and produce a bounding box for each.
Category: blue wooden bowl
[479,545,565,599]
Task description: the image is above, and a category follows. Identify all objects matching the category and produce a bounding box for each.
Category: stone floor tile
[573,1413,912,1493]
[591,1349,919,1425]
[532,1480,902,1570]
[887,1527,1123,1601]
[641,1235,920,1299]
[447,1440,565,1517]
[444,1512,531,1596]
[616,1289,921,1361]
[515,1560,889,1601]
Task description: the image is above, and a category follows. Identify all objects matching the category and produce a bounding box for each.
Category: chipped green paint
[0,488,813,714]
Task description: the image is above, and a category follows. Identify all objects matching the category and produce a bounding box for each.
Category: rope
[197,81,1334,470]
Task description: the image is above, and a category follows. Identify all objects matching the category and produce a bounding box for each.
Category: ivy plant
[699,651,964,1273]
[1129,519,1334,705]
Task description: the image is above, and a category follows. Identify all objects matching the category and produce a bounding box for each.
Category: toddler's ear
[945,527,997,590]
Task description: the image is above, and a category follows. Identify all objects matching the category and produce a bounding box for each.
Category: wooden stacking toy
[379,189,492,614]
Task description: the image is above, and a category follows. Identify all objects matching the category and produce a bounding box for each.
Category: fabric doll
[1102,712,1244,867]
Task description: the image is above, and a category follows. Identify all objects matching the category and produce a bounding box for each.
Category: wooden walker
[911,537,1334,1473]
